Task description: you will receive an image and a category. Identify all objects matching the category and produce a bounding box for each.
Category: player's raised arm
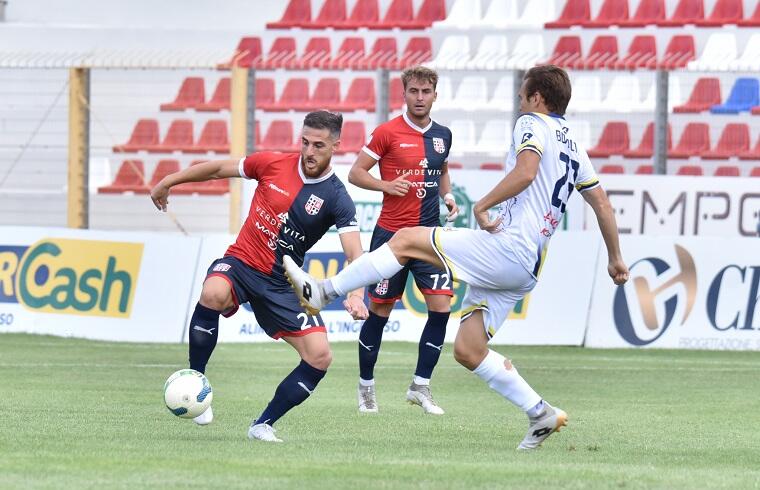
[338,230,369,320]
[150,158,241,211]
[581,185,629,285]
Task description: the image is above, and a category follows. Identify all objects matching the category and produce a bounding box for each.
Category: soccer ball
[163,369,213,418]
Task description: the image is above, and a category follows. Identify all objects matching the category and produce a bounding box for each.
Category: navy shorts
[206,256,325,340]
[367,225,454,304]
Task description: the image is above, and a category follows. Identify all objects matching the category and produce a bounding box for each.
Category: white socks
[359,378,375,387]
[413,376,430,386]
[472,349,542,412]
[328,244,404,296]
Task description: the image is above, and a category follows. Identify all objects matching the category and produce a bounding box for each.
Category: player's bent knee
[199,281,233,311]
[304,348,332,371]
[453,340,483,370]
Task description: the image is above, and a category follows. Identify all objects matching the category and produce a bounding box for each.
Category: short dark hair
[303,110,343,139]
[524,65,572,116]
[401,65,439,90]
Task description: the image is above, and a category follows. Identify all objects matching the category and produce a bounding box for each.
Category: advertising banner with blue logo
[0,226,200,342]
[586,235,760,350]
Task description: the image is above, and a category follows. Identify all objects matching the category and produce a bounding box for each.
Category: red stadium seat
[738,2,760,26]
[172,160,229,195]
[714,165,740,176]
[266,0,311,28]
[621,0,666,27]
[583,35,619,69]
[148,120,193,153]
[331,37,365,69]
[147,159,180,188]
[335,121,366,154]
[197,78,231,112]
[751,167,760,177]
[397,37,433,69]
[673,78,721,113]
[657,0,703,26]
[98,160,146,194]
[447,162,463,169]
[669,123,710,159]
[676,165,703,176]
[635,164,654,174]
[298,37,332,69]
[308,78,341,111]
[583,0,628,27]
[259,37,297,70]
[702,123,750,159]
[696,0,743,26]
[389,78,405,111]
[218,37,262,69]
[480,163,504,171]
[739,134,760,160]
[304,0,347,29]
[334,0,379,29]
[369,0,414,29]
[545,0,590,28]
[659,35,695,69]
[187,120,229,154]
[615,35,657,70]
[587,122,630,158]
[599,164,625,174]
[547,36,583,69]
[623,123,672,159]
[113,119,159,152]
[254,78,276,111]
[340,78,375,111]
[270,78,310,112]
[360,37,398,69]
[404,0,447,29]
[160,77,205,111]
[260,120,297,152]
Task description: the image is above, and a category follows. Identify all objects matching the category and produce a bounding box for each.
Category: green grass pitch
[2,333,759,489]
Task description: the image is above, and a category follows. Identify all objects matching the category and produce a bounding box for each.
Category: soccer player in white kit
[284,65,630,450]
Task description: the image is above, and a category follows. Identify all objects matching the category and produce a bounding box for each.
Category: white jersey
[497,112,599,277]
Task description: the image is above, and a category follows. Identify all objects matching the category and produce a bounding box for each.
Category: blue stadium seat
[710,78,759,114]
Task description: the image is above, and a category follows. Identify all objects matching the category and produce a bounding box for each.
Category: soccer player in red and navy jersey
[150,111,368,443]
[347,66,459,415]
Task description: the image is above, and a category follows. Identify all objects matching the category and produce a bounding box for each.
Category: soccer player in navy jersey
[347,66,458,415]
[150,111,368,443]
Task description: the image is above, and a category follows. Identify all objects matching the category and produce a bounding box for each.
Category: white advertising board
[586,235,760,350]
[0,226,199,342]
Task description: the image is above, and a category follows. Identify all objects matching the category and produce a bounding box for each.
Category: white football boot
[247,423,283,443]
[193,406,213,425]
[357,383,378,413]
[406,382,445,415]
[517,402,568,450]
[282,255,330,315]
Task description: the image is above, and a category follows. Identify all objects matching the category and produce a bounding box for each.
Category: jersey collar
[402,111,433,133]
[298,155,334,184]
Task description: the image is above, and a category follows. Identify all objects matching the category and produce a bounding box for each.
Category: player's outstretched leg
[407,309,449,415]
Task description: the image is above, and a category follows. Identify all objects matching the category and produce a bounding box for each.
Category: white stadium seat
[506,34,544,69]
[489,75,514,111]
[476,0,520,28]
[566,75,602,113]
[730,34,760,71]
[433,76,455,109]
[467,35,509,70]
[688,33,737,71]
[513,0,557,27]
[602,75,642,113]
[430,35,471,69]
[476,119,511,155]
[452,76,489,110]
[639,75,682,112]
[447,119,477,155]
[433,0,482,29]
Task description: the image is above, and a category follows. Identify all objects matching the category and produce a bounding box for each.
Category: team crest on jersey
[432,137,446,154]
[213,263,231,272]
[305,194,324,216]
[375,279,389,296]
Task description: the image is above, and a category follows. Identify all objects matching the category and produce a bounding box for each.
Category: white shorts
[430,227,536,338]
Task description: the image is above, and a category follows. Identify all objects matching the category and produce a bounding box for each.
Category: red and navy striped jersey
[362,113,452,232]
[226,152,358,282]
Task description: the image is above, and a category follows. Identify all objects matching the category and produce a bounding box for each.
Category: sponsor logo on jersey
[212,263,231,272]
[268,183,290,196]
[521,132,533,144]
[432,137,446,154]
[416,188,427,199]
[304,194,324,216]
[399,143,418,148]
[418,158,428,168]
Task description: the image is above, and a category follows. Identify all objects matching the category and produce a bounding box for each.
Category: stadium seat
[339,78,375,111]
[547,36,583,69]
[405,0,446,29]
[751,167,760,177]
[514,0,557,27]
[738,1,760,26]
[304,0,346,29]
[430,35,470,70]
[331,37,365,69]
[545,0,590,28]
[635,164,653,174]
[583,0,628,27]
[298,37,331,70]
[434,0,481,28]
[566,75,602,113]
[98,160,146,194]
[676,165,703,176]
[148,120,193,153]
[448,120,477,155]
[160,77,205,111]
[113,119,159,152]
[369,0,413,29]
[307,78,341,111]
[475,120,509,155]
[621,0,666,27]
[710,78,759,114]
[480,162,504,171]
[587,122,630,158]
[467,35,509,70]
[730,34,760,71]
[389,78,405,111]
[334,0,378,29]
[334,121,365,154]
[260,120,297,152]
[271,78,310,112]
[702,123,750,159]
[506,34,545,69]
[254,78,276,111]
[688,33,737,71]
[599,164,625,174]
[360,37,398,69]
[186,120,228,154]
[602,75,641,112]
[217,37,262,69]
[430,76,454,110]
[573,120,592,148]
[147,159,180,189]
[673,78,721,113]
[714,165,740,176]
[638,75,681,112]
[657,0,704,26]
[614,35,657,70]
[172,160,229,195]
[475,0,519,28]
[450,76,488,110]
[259,37,297,70]
[624,123,672,158]
[489,76,514,111]
[266,0,311,28]
[397,37,433,69]
[669,122,710,159]
[696,0,743,26]
[197,77,231,112]
[739,134,760,160]
[659,35,695,69]
[447,162,463,169]
[583,36,619,70]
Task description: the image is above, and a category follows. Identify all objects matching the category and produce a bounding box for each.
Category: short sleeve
[512,114,547,159]
[333,188,359,234]
[362,125,389,161]
[443,127,452,162]
[575,153,600,193]
[239,153,270,180]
